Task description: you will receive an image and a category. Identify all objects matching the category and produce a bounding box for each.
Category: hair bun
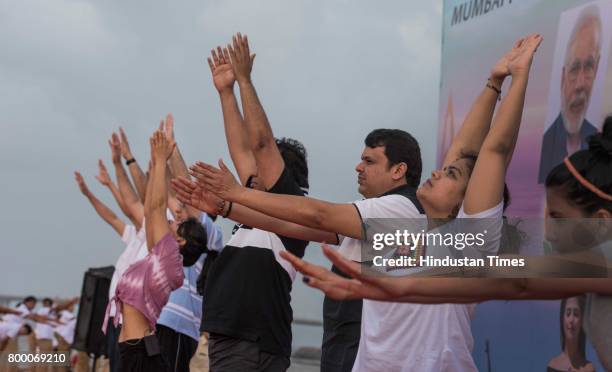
[588,116,612,161]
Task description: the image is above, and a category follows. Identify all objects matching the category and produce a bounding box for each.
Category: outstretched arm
[190,161,362,238]
[75,171,126,236]
[208,47,258,185]
[52,297,79,313]
[145,131,175,250]
[0,306,20,315]
[111,133,144,229]
[280,245,612,303]
[228,33,285,189]
[172,176,338,243]
[119,127,148,201]
[463,34,543,214]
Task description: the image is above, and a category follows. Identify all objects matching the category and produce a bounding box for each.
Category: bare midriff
[118,304,151,342]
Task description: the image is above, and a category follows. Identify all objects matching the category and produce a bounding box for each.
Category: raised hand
[171,176,224,215]
[109,133,122,164]
[208,46,236,93]
[227,32,256,83]
[189,159,241,200]
[74,171,90,196]
[95,159,112,186]
[118,128,134,161]
[163,113,175,142]
[491,37,525,81]
[507,33,543,78]
[150,130,175,165]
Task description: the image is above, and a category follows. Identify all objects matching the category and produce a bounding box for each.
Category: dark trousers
[208,333,290,372]
[155,324,198,372]
[321,265,363,372]
[107,316,122,372]
[119,338,169,372]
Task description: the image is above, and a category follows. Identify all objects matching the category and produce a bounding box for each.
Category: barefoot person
[103,131,185,371]
[194,34,543,371]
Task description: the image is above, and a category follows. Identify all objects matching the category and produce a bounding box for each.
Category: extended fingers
[279,250,333,280]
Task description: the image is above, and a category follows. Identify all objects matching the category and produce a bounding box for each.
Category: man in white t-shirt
[201,129,425,371]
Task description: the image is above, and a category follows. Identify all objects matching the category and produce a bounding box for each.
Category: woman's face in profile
[545,188,587,252]
[563,297,582,342]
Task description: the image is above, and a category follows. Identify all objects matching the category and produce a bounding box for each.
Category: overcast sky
[0,0,442,319]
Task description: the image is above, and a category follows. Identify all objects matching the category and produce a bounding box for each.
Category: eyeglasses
[565,56,597,82]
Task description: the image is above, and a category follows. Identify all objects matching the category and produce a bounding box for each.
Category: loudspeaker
[73,266,115,356]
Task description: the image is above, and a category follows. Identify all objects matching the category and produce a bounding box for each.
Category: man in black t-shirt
[197,34,311,371]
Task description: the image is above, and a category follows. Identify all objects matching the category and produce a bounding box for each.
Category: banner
[439,0,612,369]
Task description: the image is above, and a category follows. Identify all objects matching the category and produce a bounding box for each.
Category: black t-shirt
[201,167,308,358]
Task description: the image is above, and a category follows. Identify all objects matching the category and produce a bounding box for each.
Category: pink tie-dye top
[103,233,184,333]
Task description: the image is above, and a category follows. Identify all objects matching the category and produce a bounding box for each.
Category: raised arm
[208,47,258,185]
[95,159,137,225]
[145,131,175,250]
[228,33,285,189]
[119,127,148,201]
[191,161,362,238]
[111,133,144,229]
[442,41,519,167]
[172,176,337,243]
[75,171,126,236]
[463,34,543,214]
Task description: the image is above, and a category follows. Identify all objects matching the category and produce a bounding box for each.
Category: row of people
[185,33,611,370]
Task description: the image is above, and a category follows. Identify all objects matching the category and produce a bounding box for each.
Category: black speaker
[73,266,115,356]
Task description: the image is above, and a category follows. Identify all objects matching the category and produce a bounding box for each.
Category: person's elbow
[251,135,276,154]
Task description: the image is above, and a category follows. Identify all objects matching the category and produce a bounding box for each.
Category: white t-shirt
[0,304,30,339]
[347,195,503,372]
[337,194,422,262]
[54,310,77,345]
[108,225,148,318]
[0,321,13,341]
[34,307,55,340]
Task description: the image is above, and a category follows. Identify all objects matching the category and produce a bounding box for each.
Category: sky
[0,0,442,320]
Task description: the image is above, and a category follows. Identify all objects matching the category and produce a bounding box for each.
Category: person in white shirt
[34,298,56,372]
[193,34,543,371]
[2,297,37,372]
[54,305,77,372]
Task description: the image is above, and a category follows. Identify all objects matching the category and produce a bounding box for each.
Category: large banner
[439,0,612,370]
[440,0,612,216]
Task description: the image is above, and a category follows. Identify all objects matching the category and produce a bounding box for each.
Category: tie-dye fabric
[103,233,184,333]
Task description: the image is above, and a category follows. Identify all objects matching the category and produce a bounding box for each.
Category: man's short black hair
[276,138,309,192]
[42,298,53,306]
[24,296,37,303]
[364,129,422,187]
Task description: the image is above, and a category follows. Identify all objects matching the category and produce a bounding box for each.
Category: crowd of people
[0,296,80,372]
[2,30,611,372]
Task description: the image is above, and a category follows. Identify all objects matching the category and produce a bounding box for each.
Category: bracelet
[125,158,136,166]
[486,79,502,100]
[223,202,233,218]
